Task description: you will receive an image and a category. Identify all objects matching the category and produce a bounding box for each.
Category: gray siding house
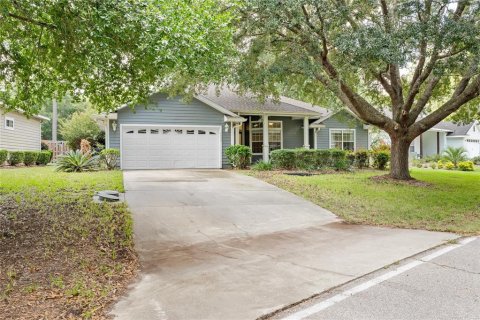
[101,88,369,169]
[0,109,49,151]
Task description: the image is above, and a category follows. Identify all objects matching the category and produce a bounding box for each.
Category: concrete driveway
[112,170,457,320]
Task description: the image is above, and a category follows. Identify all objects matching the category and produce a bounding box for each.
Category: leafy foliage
[270,149,296,169]
[36,151,53,165]
[251,160,273,171]
[0,150,7,164]
[55,151,98,172]
[0,0,237,115]
[23,151,39,166]
[372,151,390,170]
[7,152,24,166]
[235,1,480,179]
[354,150,369,169]
[458,161,475,171]
[225,145,252,169]
[472,156,480,165]
[60,112,103,150]
[443,147,467,167]
[270,148,348,171]
[100,149,121,170]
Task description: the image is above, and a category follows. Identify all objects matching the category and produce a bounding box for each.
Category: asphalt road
[273,237,480,320]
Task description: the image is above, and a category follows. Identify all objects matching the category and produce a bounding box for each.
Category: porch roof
[198,87,329,117]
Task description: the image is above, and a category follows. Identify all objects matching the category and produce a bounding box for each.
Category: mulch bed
[0,193,138,319]
[369,174,432,187]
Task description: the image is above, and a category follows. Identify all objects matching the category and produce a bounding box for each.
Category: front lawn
[250,168,480,234]
[0,166,137,319]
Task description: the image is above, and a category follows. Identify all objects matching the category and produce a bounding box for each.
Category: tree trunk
[389,136,412,180]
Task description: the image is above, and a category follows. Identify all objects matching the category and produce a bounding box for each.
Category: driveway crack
[425,261,480,275]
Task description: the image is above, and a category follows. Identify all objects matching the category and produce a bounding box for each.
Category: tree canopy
[0,0,236,116]
[235,0,480,179]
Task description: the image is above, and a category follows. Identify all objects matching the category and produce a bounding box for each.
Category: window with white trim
[330,129,355,151]
[5,117,14,130]
[250,121,282,154]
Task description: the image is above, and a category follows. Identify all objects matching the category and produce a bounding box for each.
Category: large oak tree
[0,0,235,116]
[235,0,480,179]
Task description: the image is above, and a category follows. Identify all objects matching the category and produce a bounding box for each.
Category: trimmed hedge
[0,149,7,165]
[8,151,25,166]
[24,151,39,166]
[372,150,390,170]
[225,145,252,169]
[270,149,296,169]
[36,151,53,165]
[355,149,369,168]
[271,148,348,171]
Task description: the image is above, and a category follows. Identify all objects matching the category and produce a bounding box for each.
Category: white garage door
[121,125,222,169]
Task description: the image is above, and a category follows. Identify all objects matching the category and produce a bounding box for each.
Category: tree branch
[7,13,57,29]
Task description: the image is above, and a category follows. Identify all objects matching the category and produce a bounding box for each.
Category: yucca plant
[442,147,467,168]
[55,150,98,172]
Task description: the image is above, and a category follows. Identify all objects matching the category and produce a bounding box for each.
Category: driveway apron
[111,170,457,320]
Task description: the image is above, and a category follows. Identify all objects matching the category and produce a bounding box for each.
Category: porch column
[263,115,269,162]
[230,122,234,145]
[236,123,241,145]
[303,116,310,149]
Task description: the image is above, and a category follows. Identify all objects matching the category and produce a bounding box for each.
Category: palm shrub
[0,149,7,165]
[24,151,39,166]
[36,151,53,165]
[56,150,98,172]
[100,148,120,170]
[8,151,24,165]
[225,145,252,169]
[443,147,467,167]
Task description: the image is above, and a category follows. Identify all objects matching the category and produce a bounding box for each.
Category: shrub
[372,151,390,170]
[354,149,369,168]
[24,151,39,166]
[294,149,317,170]
[425,154,442,162]
[437,160,444,169]
[80,139,92,155]
[41,141,49,150]
[316,149,331,167]
[472,156,480,165]
[458,161,474,171]
[8,151,25,166]
[100,148,120,170]
[0,149,7,165]
[443,146,467,167]
[36,151,53,165]
[346,151,355,167]
[60,111,103,149]
[225,145,252,169]
[444,161,455,170]
[56,150,98,172]
[333,158,349,171]
[251,160,273,171]
[270,149,296,169]
[430,162,437,169]
[330,149,347,169]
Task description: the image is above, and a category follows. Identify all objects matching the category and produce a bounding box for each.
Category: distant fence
[42,140,70,160]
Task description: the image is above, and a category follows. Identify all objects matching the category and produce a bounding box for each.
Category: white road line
[280,237,478,320]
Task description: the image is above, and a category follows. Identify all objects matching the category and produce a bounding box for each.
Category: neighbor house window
[5,117,14,130]
[250,120,282,154]
[330,129,355,151]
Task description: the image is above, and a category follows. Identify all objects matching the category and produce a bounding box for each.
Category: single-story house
[410,120,480,159]
[98,88,369,169]
[0,109,49,151]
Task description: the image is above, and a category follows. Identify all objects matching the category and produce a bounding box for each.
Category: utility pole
[52,98,58,142]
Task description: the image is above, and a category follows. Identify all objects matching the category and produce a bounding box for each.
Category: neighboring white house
[374,120,480,159]
[0,109,49,151]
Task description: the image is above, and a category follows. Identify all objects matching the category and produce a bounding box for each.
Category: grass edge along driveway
[249,168,480,235]
[0,166,137,319]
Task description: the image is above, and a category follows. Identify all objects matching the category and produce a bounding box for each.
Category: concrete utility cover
[111,170,457,320]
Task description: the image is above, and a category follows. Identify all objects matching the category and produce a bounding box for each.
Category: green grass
[250,168,480,235]
[0,166,136,318]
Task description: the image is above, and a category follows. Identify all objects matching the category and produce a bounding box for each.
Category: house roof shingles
[198,87,329,117]
[433,121,474,136]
